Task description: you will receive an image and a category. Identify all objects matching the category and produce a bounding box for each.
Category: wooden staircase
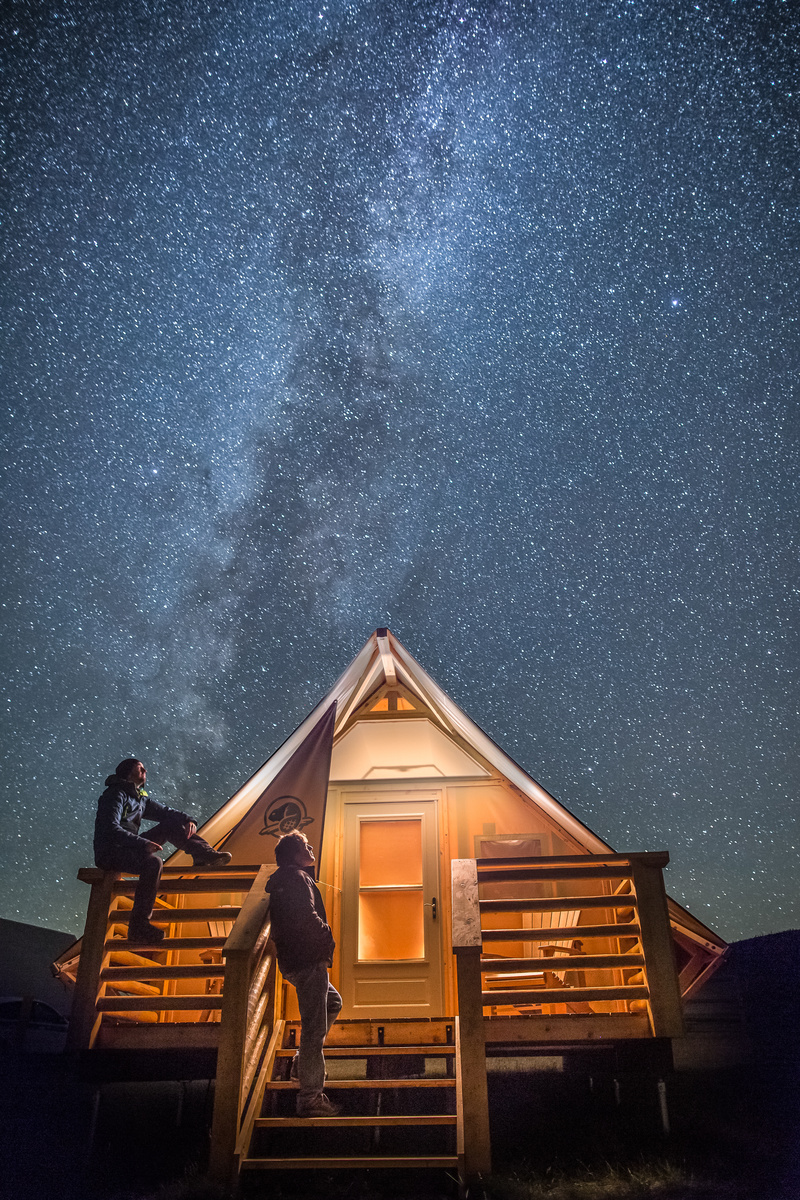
[238,1018,459,1174]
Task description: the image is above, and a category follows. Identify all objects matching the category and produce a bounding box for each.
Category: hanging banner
[218,702,337,868]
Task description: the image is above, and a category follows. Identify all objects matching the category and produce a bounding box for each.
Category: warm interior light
[360,819,422,887]
[357,817,425,959]
[358,890,425,960]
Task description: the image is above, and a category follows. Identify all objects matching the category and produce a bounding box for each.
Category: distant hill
[0,918,77,1017]
[726,928,800,1061]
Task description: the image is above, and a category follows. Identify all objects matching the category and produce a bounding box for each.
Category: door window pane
[359,819,422,887]
[358,890,425,960]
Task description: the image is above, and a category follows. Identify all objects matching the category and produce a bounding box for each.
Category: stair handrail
[208,863,276,1191]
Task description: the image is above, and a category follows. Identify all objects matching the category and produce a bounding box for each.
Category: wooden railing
[451,851,684,1177]
[67,865,262,1049]
[453,852,684,1034]
[208,864,278,1190]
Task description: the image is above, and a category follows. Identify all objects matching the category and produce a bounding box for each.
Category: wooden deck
[67,850,686,1192]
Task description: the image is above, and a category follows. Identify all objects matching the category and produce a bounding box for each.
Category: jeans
[282,961,342,1110]
[96,816,219,925]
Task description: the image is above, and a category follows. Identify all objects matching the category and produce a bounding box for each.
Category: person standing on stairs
[94,758,231,944]
[266,830,343,1118]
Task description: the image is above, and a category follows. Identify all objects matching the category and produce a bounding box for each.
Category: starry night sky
[2,0,796,941]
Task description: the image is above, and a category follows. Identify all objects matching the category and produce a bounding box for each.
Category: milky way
[1,0,796,940]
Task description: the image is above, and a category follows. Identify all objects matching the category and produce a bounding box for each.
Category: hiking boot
[192,849,232,867]
[128,919,166,945]
[297,1094,341,1118]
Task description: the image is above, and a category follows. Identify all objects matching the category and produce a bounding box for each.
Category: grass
[483,1159,734,1200]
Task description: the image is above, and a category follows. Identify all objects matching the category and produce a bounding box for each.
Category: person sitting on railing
[94,758,232,945]
[266,830,343,1119]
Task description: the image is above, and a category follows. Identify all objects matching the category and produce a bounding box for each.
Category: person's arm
[96,790,158,850]
[142,795,191,828]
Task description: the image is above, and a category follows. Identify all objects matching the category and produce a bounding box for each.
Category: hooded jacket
[94,775,190,863]
[265,863,335,975]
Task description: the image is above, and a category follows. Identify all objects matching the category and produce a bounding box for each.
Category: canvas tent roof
[182,629,725,958]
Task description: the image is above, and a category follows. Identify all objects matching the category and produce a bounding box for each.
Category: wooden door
[340,796,444,1018]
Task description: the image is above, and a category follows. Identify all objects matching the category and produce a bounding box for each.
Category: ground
[1,1049,798,1200]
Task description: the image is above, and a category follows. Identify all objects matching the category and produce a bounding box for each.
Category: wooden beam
[629,858,684,1038]
[108,907,242,925]
[240,1156,459,1170]
[106,936,227,952]
[67,870,117,1050]
[481,923,640,942]
[479,896,639,913]
[100,964,226,982]
[111,877,257,895]
[481,984,649,1006]
[209,864,274,1191]
[477,866,632,884]
[481,954,645,972]
[484,1012,651,1043]
[96,995,222,1012]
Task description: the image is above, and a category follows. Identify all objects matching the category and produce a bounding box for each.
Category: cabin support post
[67,868,117,1050]
[208,948,249,1192]
[629,854,684,1038]
[451,859,491,1184]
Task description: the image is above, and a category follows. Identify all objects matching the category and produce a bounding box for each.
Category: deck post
[209,948,250,1191]
[67,869,117,1050]
[452,859,491,1182]
[629,854,684,1038]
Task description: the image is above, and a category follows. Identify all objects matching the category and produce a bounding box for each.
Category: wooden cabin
[57,629,727,1190]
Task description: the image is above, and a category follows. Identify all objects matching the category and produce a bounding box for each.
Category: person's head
[274,829,315,868]
[115,758,146,787]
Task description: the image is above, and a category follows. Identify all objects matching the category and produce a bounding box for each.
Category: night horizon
[1,0,797,945]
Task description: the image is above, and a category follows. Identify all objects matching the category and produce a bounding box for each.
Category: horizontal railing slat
[105,935,228,951]
[107,907,242,925]
[96,995,223,1012]
[481,985,649,1005]
[481,923,641,942]
[101,964,226,982]
[477,866,632,884]
[481,953,645,972]
[479,896,638,913]
[111,877,258,895]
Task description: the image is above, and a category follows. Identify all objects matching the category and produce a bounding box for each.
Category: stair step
[106,936,227,952]
[241,1155,459,1171]
[276,1044,454,1058]
[255,1115,456,1128]
[268,1078,454,1090]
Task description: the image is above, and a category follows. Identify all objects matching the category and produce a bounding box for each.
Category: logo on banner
[259,795,315,839]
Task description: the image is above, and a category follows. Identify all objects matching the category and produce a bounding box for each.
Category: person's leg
[147,818,231,866]
[130,852,163,930]
[326,979,343,1036]
[291,978,342,1079]
[284,962,333,1113]
[97,842,164,942]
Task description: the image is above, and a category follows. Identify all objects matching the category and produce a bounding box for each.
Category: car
[0,997,69,1053]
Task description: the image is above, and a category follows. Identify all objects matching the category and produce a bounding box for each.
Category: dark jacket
[94,775,189,863]
[265,864,335,975]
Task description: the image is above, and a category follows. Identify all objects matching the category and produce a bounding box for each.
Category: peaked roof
[190,629,725,959]
[195,628,612,853]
